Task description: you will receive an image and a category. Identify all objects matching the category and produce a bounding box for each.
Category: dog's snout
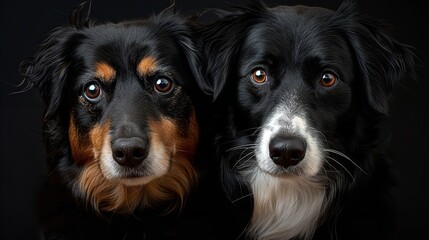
[269,136,307,168]
[112,137,148,167]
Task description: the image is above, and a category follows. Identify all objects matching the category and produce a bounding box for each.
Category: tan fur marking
[90,121,110,156]
[95,62,116,82]
[78,160,143,213]
[176,111,199,160]
[146,112,199,207]
[76,114,199,213]
[137,56,157,76]
[69,114,93,164]
[149,117,178,150]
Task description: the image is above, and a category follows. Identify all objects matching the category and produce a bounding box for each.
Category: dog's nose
[112,137,148,167]
[269,136,306,168]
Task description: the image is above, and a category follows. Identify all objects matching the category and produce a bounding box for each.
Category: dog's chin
[99,156,169,186]
[256,158,309,179]
[101,165,168,186]
[118,175,159,186]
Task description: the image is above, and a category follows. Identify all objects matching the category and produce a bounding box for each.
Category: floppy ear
[19,1,92,121]
[177,37,207,96]
[200,13,244,100]
[173,21,206,95]
[200,0,268,100]
[334,0,416,114]
[153,10,207,96]
[19,27,74,121]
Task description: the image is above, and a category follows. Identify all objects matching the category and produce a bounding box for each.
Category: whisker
[326,156,356,182]
[324,161,342,176]
[324,149,367,175]
[219,128,262,147]
[251,126,263,136]
[226,144,257,152]
[308,127,328,143]
[235,223,251,240]
[236,126,263,135]
[220,137,253,146]
[231,193,253,203]
[233,150,255,170]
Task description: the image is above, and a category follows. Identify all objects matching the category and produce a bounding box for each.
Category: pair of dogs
[21,1,415,239]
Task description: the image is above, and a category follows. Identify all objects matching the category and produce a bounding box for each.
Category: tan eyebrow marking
[137,56,158,76]
[95,62,116,82]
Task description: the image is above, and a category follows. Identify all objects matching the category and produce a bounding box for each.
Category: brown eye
[83,81,102,101]
[320,72,338,87]
[154,77,174,94]
[251,68,268,84]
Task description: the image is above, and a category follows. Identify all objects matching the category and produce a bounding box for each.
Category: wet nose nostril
[133,149,145,159]
[290,149,306,161]
[269,135,307,168]
[114,150,125,159]
[112,137,148,167]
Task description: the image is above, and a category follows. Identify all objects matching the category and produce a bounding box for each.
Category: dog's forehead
[240,4,354,79]
[270,5,335,17]
[243,4,339,54]
[84,22,169,48]
[76,22,180,72]
[247,4,337,40]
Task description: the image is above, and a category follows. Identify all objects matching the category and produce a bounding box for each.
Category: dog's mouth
[100,156,172,186]
[256,162,304,177]
[116,174,159,186]
[115,155,173,186]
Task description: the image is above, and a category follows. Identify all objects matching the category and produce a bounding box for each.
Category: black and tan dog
[21,2,206,239]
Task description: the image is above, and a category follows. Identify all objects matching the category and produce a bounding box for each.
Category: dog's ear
[69,1,93,28]
[19,27,74,121]
[153,12,207,96]
[334,0,416,114]
[200,12,251,100]
[19,1,92,121]
[200,17,239,100]
[173,23,206,95]
[200,1,268,101]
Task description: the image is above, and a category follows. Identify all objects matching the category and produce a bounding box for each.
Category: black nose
[269,135,306,168]
[112,137,148,167]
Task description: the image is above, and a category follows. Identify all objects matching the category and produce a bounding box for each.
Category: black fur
[200,0,415,239]
[20,2,208,239]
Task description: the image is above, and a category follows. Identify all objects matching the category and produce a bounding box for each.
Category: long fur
[20,2,206,239]
[200,0,415,239]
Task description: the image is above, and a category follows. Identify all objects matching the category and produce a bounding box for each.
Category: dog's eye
[154,77,174,94]
[83,82,102,101]
[320,72,338,87]
[251,68,268,84]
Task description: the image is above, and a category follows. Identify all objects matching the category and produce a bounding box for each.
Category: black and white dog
[200,0,415,239]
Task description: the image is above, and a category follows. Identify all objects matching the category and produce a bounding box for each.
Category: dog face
[202,1,415,239]
[235,5,359,178]
[22,4,203,213]
[204,0,415,188]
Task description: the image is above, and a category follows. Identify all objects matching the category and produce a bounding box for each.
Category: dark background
[0,0,427,239]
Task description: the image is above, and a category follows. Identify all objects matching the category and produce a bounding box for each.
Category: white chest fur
[247,170,325,240]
